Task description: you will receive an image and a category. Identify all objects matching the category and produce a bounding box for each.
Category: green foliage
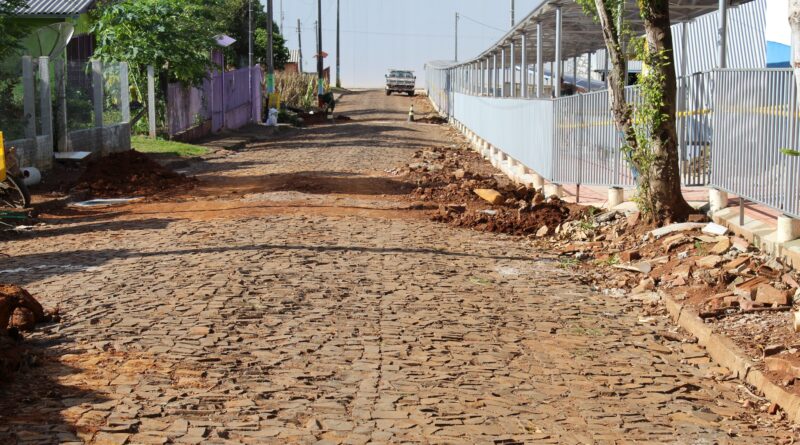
[217,0,289,69]
[0,0,29,60]
[91,0,223,86]
[132,135,209,157]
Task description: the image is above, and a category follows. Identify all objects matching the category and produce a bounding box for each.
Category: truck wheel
[385,90,391,96]
[407,92,415,97]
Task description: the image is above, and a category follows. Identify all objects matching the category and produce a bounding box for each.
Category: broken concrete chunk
[695,255,723,269]
[614,262,652,274]
[536,225,549,238]
[619,250,641,263]
[710,238,731,255]
[754,284,790,306]
[733,276,769,298]
[473,189,504,205]
[702,222,729,236]
[765,357,800,379]
[731,237,749,252]
[649,223,705,239]
[632,277,656,294]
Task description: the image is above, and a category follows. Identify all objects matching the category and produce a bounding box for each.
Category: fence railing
[711,69,800,219]
[428,66,800,219]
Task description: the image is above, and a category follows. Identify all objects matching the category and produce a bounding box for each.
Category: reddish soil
[71,150,196,199]
[403,146,592,236]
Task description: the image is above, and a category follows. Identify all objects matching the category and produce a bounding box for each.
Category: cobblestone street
[0,91,797,444]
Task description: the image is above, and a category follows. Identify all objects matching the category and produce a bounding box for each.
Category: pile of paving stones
[537,208,800,404]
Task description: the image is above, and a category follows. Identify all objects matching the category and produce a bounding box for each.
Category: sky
[274,0,791,88]
[274,0,539,88]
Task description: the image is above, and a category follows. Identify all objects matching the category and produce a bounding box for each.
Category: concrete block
[777,215,800,243]
[544,183,563,198]
[608,187,625,208]
[709,188,729,213]
[532,174,545,189]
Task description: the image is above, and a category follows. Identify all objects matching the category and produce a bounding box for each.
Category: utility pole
[317,0,324,103]
[248,0,253,69]
[336,0,341,88]
[297,19,303,73]
[280,0,285,35]
[454,12,459,62]
[511,0,515,27]
[266,0,275,95]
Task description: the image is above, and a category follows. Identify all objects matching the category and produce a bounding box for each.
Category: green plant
[559,258,579,269]
[596,254,620,267]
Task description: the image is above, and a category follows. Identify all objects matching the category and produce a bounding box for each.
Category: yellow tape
[0,131,6,183]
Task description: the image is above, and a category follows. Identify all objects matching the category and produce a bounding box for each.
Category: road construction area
[0,91,797,444]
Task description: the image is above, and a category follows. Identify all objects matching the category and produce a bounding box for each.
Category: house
[282,49,302,73]
[12,0,97,61]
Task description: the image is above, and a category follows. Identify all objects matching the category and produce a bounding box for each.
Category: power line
[458,14,507,33]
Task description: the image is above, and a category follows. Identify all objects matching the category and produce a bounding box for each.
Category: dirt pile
[415,116,448,125]
[0,284,58,377]
[402,146,590,236]
[72,150,196,198]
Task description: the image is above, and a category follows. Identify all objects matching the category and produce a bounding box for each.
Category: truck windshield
[390,71,413,78]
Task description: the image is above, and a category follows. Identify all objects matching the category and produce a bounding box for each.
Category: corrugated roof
[14,0,95,17]
[289,49,301,64]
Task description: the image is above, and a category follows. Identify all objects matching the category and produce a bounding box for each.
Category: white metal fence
[428,66,800,218]
[712,69,800,218]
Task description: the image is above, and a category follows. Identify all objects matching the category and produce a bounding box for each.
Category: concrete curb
[662,292,800,424]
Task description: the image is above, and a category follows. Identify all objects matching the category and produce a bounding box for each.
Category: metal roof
[14,0,95,17]
[461,0,757,67]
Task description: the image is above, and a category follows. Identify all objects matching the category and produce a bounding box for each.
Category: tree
[579,0,693,224]
[91,0,224,86]
[216,0,290,69]
[0,0,29,60]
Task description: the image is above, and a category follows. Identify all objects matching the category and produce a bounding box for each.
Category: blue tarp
[767,41,791,68]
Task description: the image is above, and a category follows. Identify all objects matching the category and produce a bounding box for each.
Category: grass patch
[132,136,209,158]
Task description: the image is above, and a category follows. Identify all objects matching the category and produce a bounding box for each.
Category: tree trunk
[639,1,694,223]
[790,1,800,101]
[593,0,637,151]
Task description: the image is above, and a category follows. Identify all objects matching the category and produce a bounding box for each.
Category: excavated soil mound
[404,146,592,236]
[415,116,448,125]
[0,284,53,377]
[72,150,196,198]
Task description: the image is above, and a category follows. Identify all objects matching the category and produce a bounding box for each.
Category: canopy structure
[444,0,759,98]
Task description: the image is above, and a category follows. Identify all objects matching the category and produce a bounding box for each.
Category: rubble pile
[72,150,197,199]
[402,146,591,236]
[0,284,59,377]
[543,209,800,397]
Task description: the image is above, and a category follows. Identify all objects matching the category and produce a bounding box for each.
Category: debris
[0,285,46,333]
[754,284,790,306]
[620,250,641,263]
[733,277,770,298]
[794,311,800,333]
[536,225,549,238]
[702,222,729,236]
[453,169,466,180]
[614,262,652,274]
[695,255,724,269]
[70,198,144,208]
[710,238,731,255]
[595,211,619,223]
[632,277,656,294]
[473,189,504,205]
[649,223,706,239]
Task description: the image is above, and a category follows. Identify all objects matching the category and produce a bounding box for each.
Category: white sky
[276,0,793,88]
[766,0,791,44]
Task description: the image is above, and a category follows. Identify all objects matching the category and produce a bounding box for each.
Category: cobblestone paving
[0,91,797,444]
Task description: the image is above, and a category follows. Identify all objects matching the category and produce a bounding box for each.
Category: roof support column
[572,56,577,93]
[718,0,728,68]
[493,53,498,97]
[536,21,543,98]
[510,38,517,97]
[521,32,528,98]
[500,46,506,97]
[587,52,592,93]
[554,5,562,97]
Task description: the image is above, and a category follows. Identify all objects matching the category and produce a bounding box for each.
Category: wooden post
[54,57,68,152]
[120,62,130,123]
[147,65,156,138]
[22,56,36,139]
[92,60,103,128]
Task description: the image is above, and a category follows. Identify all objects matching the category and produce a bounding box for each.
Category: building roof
[14,0,96,17]
[289,49,301,64]
[461,0,757,67]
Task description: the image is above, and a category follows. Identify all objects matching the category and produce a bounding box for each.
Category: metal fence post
[22,56,36,139]
[38,56,53,168]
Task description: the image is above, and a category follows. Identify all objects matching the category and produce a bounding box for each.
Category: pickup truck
[385,70,416,96]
